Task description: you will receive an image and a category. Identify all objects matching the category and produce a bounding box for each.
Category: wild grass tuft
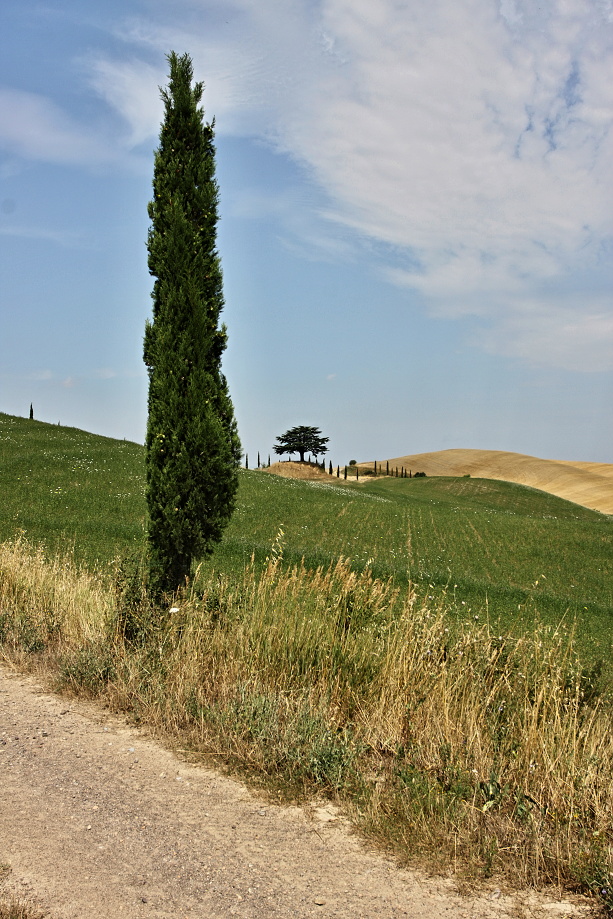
[0,903,46,919]
[1,536,611,905]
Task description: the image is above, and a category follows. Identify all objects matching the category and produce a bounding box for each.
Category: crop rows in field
[214,470,612,659]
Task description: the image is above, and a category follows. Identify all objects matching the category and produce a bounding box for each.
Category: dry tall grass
[0,901,46,919]
[1,537,611,904]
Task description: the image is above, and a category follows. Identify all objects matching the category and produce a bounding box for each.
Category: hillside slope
[371,449,613,515]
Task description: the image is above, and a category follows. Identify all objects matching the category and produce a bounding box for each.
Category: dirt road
[0,665,594,918]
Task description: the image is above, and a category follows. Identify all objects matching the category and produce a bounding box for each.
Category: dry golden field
[366,449,613,515]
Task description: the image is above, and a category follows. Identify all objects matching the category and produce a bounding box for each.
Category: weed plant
[0,902,46,919]
[1,537,611,906]
[0,862,46,919]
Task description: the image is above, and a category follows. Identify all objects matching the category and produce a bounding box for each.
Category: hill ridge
[368,448,613,515]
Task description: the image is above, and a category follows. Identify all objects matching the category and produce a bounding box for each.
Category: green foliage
[0,609,49,652]
[572,851,613,910]
[273,425,329,462]
[110,553,156,646]
[144,51,240,596]
[60,642,116,695]
[212,688,359,793]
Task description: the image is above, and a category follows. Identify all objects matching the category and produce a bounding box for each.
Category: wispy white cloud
[0,87,117,166]
[0,222,88,248]
[472,295,613,372]
[84,56,164,147]
[24,370,54,382]
[4,0,610,370]
[1,368,142,384]
[83,0,612,370]
[0,72,156,171]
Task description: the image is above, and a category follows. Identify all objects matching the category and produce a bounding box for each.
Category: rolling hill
[365,448,613,515]
[0,412,611,659]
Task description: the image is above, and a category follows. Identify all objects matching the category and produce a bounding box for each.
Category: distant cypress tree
[29,403,33,421]
[257,451,261,468]
[386,460,389,476]
[144,52,241,596]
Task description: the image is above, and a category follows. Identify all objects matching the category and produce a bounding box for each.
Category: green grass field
[2,411,612,897]
[1,411,611,662]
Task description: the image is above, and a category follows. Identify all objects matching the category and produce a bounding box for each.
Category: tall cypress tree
[144,52,241,596]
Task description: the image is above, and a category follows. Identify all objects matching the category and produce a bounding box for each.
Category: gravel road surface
[0,665,594,919]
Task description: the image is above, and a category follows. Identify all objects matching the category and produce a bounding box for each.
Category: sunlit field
[1,412,611,903]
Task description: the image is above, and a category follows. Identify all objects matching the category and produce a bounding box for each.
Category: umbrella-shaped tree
[273,426,329,463]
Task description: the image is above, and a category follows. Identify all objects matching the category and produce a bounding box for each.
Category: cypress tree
[144,52,241,596]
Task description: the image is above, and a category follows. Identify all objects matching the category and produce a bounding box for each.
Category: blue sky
[1,0,612,465]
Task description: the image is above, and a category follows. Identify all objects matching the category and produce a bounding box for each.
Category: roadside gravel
[0,665,595,919]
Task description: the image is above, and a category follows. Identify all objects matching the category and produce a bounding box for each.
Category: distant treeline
[244,453,426,480]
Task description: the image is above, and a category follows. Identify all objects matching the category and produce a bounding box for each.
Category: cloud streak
[87,0,613,369]
[0,87,117,166]
[0,222,89,248]
[2,0,611,370]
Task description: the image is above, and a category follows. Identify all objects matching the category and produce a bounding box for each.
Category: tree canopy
[273,426,329,463]
[143,52,241,596]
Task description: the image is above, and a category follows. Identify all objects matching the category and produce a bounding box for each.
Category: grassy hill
[0,411,611,662]
[368,447,613,515]
[2,412,612,897]
[0,413,146,563]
